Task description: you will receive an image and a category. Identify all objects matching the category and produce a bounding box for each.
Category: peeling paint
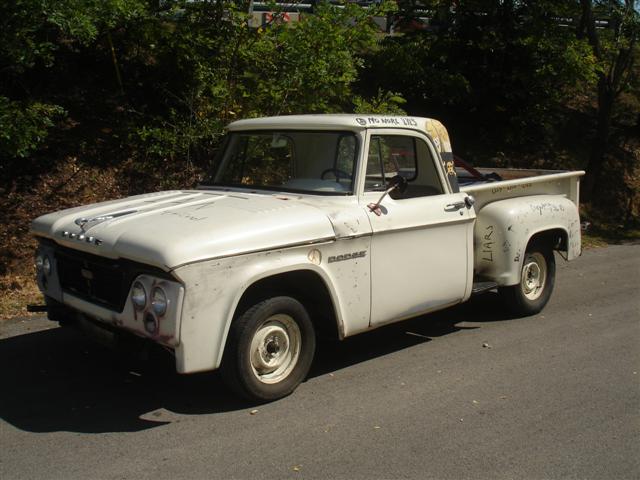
[327,206,371,239]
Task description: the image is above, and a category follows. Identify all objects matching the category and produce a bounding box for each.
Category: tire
[499,242,556,317]
[221,296,316,402]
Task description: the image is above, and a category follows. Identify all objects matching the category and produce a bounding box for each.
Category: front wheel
[221,296,316,402]
[499,243,556,316]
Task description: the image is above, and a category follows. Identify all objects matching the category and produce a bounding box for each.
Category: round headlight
[144,313,158,334]
[131,281,147,310]
[151,287,168,316]
[43,256,52,276]
[35,254,44,272]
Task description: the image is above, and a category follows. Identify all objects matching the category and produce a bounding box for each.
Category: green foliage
[240,2,389,115]
[364,0,600,150]
[0,96,65,159]
[130,1,396,164]
[0,0,148,72]
[0,0,636,208]
[0,0,148,166]
[354,89,407,115]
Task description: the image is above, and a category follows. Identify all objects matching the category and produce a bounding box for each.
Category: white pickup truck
[31,115,583,401]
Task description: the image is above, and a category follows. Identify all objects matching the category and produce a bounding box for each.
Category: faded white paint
[31,115,584,375]
[463,170,583,211]
[31,191,340,269]
[473,195,581,286]
[172,237,372,373]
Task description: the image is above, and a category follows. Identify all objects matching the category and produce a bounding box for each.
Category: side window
[365,135,416,191]
[365,135,445,197]
[414,138,445,196]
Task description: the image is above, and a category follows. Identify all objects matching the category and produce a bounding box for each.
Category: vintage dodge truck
[31,115,583,400]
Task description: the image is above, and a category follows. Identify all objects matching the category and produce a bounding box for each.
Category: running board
[471,281,498,296]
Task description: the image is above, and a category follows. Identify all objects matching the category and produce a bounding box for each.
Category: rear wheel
[499,242,556,316]
[221,296,316,401]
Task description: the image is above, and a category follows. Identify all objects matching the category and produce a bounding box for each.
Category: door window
[365,135,445,197]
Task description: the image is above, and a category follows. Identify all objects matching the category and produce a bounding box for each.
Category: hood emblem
[74,210,137,232]
[74,217,91,231]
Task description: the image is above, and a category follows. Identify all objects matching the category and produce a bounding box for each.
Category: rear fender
[474,195,581,286]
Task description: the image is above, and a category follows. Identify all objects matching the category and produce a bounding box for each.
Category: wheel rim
[249,314,301,384]
[521,252,547,301]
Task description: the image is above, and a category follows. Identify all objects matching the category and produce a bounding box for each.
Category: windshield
[203,130,358,195]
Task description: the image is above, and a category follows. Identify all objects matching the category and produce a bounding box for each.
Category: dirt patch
[0,276,41,320]
[0,156,132,319]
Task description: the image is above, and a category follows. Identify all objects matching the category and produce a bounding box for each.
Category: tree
[1,0,401,188]
[362,1,596,155]
[578,0,639,200]
[0,0,148,164]
[134,0,400,176]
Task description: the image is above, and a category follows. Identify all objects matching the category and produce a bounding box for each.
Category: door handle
[445,196,475,212]
[444,201,465,211]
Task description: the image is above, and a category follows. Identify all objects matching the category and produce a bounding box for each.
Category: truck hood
[31,190,338,270]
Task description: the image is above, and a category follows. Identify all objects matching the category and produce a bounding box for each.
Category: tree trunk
[582,77,615,201]
[577,0,637,202]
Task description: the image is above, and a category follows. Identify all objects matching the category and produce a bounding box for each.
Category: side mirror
[387,175,408,200]
[368,175,409,216]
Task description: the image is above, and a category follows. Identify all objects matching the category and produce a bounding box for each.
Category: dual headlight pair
[131,281,168,316]
[35,254,52,276]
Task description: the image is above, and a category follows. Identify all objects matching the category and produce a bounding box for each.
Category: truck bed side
[462,170,584,287]
[461,169,583,211]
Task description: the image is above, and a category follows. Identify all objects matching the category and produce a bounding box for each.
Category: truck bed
[459,168,585,211]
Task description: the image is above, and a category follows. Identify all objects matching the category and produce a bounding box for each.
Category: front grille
[56,250,129,311]
[49,243,172,313]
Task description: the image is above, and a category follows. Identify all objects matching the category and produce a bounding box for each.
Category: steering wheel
[321,168,351,182]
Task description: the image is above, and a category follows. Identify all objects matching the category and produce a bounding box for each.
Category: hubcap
[521,252,547,301]
[249,314,301,384]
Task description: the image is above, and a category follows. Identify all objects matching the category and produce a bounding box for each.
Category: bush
[0,97,65,159]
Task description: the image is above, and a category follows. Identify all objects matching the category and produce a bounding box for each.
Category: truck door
[361,130,476,326]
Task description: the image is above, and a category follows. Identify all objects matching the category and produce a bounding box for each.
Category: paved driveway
[1,245,638,479]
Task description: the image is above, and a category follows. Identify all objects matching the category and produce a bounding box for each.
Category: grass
[581,223,640,248]
[581,234,609,249]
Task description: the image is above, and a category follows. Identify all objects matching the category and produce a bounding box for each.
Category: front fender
[171,237,371,373]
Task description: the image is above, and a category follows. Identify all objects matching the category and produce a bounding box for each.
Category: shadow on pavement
[0,292,512,434]
[311,291,514,376]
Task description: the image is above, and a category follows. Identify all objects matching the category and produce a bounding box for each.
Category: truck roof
[227,114,437,132]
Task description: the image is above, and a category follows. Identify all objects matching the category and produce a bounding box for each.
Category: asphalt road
[1,244,639,480]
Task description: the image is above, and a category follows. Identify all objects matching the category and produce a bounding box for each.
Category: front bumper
[35,240,184,348]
